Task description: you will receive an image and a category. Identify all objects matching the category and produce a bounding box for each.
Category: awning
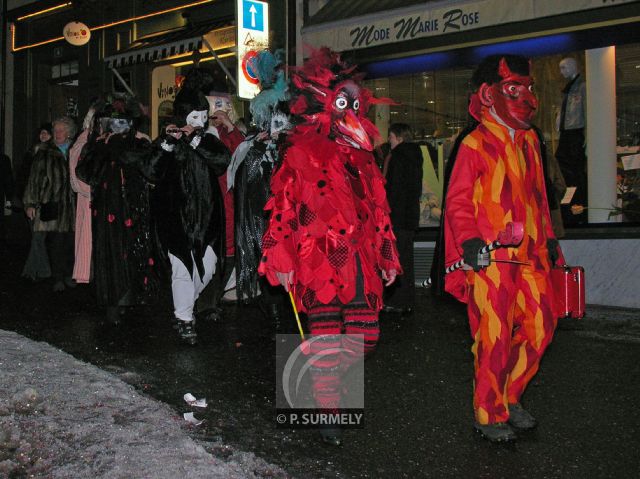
[104,20,233,69]
[305,0,426,27]
[302,0,640,54]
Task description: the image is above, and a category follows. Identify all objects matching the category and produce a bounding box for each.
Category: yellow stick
[288,291,305,341]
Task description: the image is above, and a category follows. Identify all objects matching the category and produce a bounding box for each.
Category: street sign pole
[236,0,269,99]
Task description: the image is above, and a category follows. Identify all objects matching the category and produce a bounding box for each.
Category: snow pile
[0,329,289,478]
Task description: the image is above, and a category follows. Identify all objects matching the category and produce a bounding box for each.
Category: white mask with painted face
[107,118,132,135]
[269,110,291,139]
[206,95,237,123]
[186,110,208,128]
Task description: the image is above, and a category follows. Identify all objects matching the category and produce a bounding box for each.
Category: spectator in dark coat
[0,151,15,246]
[383,123,423,314]
[15,123,52,209]
[22,117,76,290]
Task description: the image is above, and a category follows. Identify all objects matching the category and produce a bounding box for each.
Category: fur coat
[22,141,75,233]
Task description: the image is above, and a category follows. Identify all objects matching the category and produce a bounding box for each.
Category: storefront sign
[303,0,639,52]
[236,0,270,99]
[204,25,236,50]
[151,65,178,139]
[63,21,91,46]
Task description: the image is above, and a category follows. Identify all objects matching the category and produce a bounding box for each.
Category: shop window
[365,67,472,227]
[368,46,640,228]
[614,43,640,223]
[49,60,79,119]
[51,60,79,80]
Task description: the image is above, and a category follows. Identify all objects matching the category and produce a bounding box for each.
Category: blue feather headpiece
[248,50,289,131]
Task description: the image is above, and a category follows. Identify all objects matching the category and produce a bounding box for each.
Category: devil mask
[478,58,538,130]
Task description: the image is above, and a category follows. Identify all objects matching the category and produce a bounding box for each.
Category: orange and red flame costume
[443,56,560,426]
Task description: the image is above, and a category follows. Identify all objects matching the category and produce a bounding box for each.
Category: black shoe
[474,422,517,442]
[319,428,343,446]
[508,403,537,430]
[176,320,197,345]
[52,280,65,292]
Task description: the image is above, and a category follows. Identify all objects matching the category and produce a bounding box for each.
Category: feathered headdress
[248,49,289,131]
[288,47,390,145]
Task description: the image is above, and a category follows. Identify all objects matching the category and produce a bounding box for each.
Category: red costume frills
[258,128,401,312]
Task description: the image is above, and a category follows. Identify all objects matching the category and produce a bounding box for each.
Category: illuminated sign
[203,25,236,50]
[302,0,640,52]
[236,0,269,99]
[63,21,91,46]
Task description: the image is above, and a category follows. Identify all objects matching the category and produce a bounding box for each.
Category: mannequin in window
[555,57,587,225]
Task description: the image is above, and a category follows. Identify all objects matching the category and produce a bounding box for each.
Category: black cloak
[76,131,160,307]
[146,133,231,281]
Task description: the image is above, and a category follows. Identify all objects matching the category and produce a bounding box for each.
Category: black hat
[173,87,210,121]
[185,66,229,96]
[172,67,217,125]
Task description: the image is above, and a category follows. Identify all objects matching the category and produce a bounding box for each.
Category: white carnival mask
[269,110,291,139]
[186,110,208,128]
[108,118,132,134]
[206,95,237,123]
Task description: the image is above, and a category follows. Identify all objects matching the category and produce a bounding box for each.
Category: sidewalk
[0,329,288,478]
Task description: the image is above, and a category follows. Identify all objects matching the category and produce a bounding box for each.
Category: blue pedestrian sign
[242,0,265,32]
[237,0,269,99]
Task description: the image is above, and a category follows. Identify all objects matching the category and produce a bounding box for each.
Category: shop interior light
[170,51,234,67]
[12,0,216,51]
[469,34,574,62]
[16,2,72,22]
[11,24,64,51]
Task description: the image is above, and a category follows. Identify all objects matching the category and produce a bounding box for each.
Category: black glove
[162,132,178,145]
[547,238,560,266]
[185,129,203,144]
[462,238,487,272]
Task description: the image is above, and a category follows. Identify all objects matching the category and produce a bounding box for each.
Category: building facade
[301,0,640,307]
[2,0,291,164]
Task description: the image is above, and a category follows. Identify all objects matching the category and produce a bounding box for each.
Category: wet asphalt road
[1,238,640,479]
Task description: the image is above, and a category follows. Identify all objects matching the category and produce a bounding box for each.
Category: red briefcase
[551,265,585,319]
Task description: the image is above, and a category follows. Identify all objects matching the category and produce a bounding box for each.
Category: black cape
[145,133,231,281]
[76,131,160,307]
[233,134,282,300]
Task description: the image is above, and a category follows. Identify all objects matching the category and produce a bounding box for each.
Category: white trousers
[169,246,217,322]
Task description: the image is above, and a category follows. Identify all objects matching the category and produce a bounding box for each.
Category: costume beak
[335,110,373,151]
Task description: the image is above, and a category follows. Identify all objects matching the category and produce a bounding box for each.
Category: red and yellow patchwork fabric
[444,109,558,424]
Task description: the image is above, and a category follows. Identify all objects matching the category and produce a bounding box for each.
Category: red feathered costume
[258,49,401,314]
[258,49,401,440]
